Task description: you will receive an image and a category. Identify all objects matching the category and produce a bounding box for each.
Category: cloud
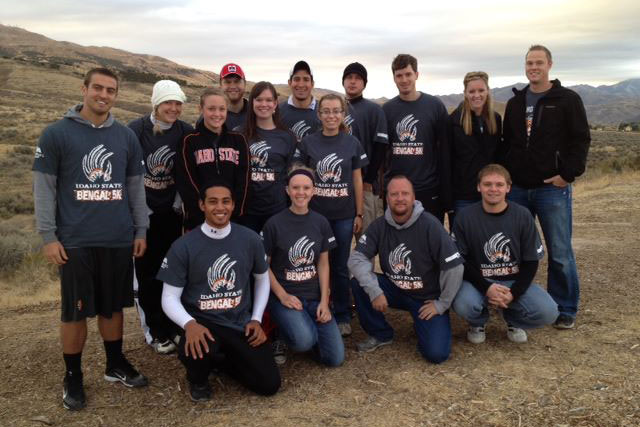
[3,0,639,96]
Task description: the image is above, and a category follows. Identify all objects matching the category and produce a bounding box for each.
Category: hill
[436,80,640,125]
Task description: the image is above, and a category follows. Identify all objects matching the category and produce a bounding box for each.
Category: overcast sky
[3,0,639,98]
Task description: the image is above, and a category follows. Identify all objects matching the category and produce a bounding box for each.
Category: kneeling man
[158,182,280,401]
[452,164,558,344]
[348,175,463,363]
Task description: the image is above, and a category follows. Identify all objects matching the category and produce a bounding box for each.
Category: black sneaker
[104,358,149,388]
[63,372,86,411]
[553,314,575,329]
[189,381,212,402]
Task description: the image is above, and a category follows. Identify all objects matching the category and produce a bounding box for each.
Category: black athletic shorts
[60,246,134,322]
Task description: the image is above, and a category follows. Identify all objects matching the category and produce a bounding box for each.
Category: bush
[0,228,39,274]
[0,192,34,218]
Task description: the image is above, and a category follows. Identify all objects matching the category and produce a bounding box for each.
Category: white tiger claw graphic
[317,153,343,183]
[291,120,311,142]
[396,114,419,142]
[146,145,175,176]
[207,254,237,292]
[288,236,315,267]
[250,141,271,168]
[484,232,512,263]
[389,243,412,275]
[82,144,113,182]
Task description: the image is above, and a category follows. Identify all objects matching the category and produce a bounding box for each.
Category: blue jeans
[351,275,451,364]
[329,218,354,324]
[453,280,559,329]
[508,184,579,318]
[268,296,344,367]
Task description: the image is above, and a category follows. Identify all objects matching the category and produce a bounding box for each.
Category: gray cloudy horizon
[2,0,639,98]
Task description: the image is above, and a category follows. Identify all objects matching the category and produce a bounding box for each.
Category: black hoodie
[500,79,590,188]
[448,106,502,201]
[176,122,250,229]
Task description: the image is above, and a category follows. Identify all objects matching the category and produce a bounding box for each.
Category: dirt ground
[1,173,639,427]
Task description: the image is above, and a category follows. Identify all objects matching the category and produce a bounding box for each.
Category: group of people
[32,44,590,410]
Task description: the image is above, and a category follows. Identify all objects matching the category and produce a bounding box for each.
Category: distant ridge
[1,24,638,124]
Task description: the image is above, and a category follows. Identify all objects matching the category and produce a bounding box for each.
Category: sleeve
[509,260,538,302]
[233,134,251,217]
[320,217,337,252]
[364,142,385,184]
[347,250,383,302]
[261,220,275,257]
[126,175,150,239]
[353,219,380,259]
[352,136,369,170]
[519,210,545,261]
[32,126,60,176]
[250,271,270,322]
[156,241,189,288]
[252,234,269,275]
[436,101,453,212]
[434,264,463,314]
[161,283,194,329]
[492,113,503,163]
[374,105,389,144]
[496,101,513,166]
[126,129,145,177]
[429,218,463,271]
[296,138,310,166]
[559,93,591,182]
[463,262,491,295]
[33,171,58,244]
[175,134,201,227]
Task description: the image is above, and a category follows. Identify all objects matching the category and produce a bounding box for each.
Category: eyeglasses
[319,109,344,116]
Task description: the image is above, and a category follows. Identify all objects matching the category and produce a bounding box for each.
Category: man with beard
[348,176,463,363]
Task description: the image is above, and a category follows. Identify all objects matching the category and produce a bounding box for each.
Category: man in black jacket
[500,45,590,329]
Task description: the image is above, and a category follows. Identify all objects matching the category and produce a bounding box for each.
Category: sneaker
[272,340,287,365]
[553,314,575,329]
[356,336,392,353]
[104,358,149,388]
[507,325,527,343]
[466,326,486,344]
[189,381,212,402]
[338,323,352,337]
[151,338,177,355]
[62,372,86,411]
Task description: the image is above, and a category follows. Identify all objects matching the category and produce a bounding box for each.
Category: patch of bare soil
[1,174,639,426]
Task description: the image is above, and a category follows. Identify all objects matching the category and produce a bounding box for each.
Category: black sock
[63,352,82,376]
[103,339,123,368]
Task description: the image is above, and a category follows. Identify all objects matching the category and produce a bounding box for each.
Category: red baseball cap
[220,63,245,80]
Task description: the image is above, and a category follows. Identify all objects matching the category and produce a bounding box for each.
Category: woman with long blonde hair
[447,71,502,224]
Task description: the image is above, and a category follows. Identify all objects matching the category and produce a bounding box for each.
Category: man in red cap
[219,63,248,131]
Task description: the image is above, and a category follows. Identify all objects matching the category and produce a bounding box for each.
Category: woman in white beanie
[128,80,194,354]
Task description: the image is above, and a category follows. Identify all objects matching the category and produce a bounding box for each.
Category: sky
[3,0,639,98]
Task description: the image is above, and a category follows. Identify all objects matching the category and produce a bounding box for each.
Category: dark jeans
[328,218,355,324]
[177,320,280,396]
[508,184,579,317]
[351,274,451,364]
[134,210,181,340]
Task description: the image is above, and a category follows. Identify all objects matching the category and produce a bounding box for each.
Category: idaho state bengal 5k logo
[82,144,113,182]
[207,254,237,292]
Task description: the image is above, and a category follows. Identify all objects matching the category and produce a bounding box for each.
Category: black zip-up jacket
[176,122,250,229]
[448,106,502,201]
[499,79,590,188]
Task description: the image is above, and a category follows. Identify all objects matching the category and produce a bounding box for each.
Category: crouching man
[348,175,463,363]
[157,182,280,401]
[452,164,558,344]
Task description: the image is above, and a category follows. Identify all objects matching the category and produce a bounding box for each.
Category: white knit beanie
[151,80,186,108]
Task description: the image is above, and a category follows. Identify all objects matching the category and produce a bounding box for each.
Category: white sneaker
[151,338,177,354]
[507,325,527,343]
[467,326,486,344]
[272,340,287,365]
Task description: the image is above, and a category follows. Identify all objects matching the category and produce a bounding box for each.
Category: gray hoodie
[348,200,463,314]
[33,104,149,246]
